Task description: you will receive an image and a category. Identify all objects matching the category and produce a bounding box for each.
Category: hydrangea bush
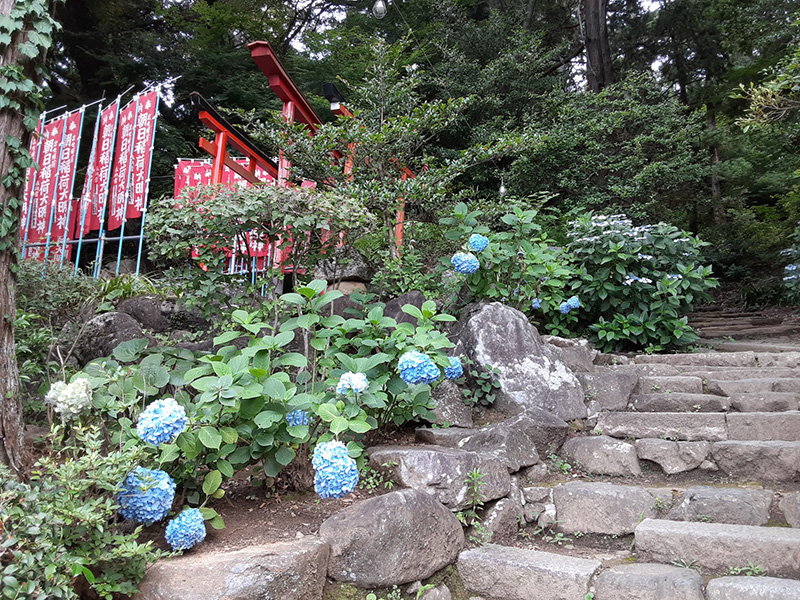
[165,508,207,551]
[117,467,176,525]
[45,377,93,418]
[312,440,359,499]
[780,220,800,301]
[441,203,717,352]
[136,397,187,446]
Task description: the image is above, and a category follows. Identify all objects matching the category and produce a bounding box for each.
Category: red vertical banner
[108,98,138,231]
[127,89,158,219]
[26,115,66,260]
[50,108,83,260]
[21,114,45,239]
[79,99,119,235]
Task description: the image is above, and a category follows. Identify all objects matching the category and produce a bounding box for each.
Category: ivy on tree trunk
[0,0,59,473]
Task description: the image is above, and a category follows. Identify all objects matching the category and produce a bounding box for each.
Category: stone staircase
[137,303,800,600]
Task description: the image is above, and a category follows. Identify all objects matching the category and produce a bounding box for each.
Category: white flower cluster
[45,378,93,418]
[623,275,653,286]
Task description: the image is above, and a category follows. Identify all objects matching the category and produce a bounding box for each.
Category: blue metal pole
[134,92,160,277]
[93,97,122,278]
[115,95,141,276]
[59,106,86,268]
[42,116,69,271]
[74,105,102,275]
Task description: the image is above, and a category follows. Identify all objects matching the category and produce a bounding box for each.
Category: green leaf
[400,304,424,321]
[317,403,339,422]
[254,410,283,428]
[112,338,148,362]
[330,415,349,435]
[273,352,307,368]
[348,419,373,434]
[275,446,296,466]
[217,459,234,478]
[198,426,222,449]
[262,376,286,400]
[202,470,222,495]
[213,330,240,346]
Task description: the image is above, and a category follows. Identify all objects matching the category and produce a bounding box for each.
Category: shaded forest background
[46,0,800,282]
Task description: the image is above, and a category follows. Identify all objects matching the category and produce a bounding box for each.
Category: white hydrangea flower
[45,377,93,418]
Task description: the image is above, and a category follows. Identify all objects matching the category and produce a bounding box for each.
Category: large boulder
[117,296,172,332]
[367,445,511,510]
[562,435,641,476]
[431,380,474,428]
[456,414,542,472]
[319,489,464,587]
[72,312,148,365]
[451,303,586,421]
[383,291,426,327]
[136,538,329,600]
[553,482,657,535]
[313,247,371,282]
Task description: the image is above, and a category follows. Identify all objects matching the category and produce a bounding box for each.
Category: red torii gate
[190,40,406,255]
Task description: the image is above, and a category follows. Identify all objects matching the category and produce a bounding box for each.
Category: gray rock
[470,496,524,545]
[594,563,704,600]
[521,463,549,483]
[635,518,800,577]
[117,296,172,332]
[522,486,551,504]
[431,380,474,428]
[137,538,329,600]
[712,441,800,481]
[319,489,464,587]
[636,376,704,395]
[456,414,542,472]
[72,312,148,366]
[367,445,510,510]
[597,412,727,441]
[415,427,475,447]
[553,482,656,535]
[562,435,641,476]
[727,412,800,441]
[729,392,799,412]
[635,352,757,367]
[758,352,800,368]
[774,379,800,393]
[706,379,776,396]
[635,439,710,474]
[458,545,600,600]
[384,291,426,327]
[451,302,586,421]
[608,363,681,376]
[706,576,800,599]
[420,584,452,600]
[313,247,371,282]
[540,335,597,373]
[666,486,773,526]
[632,393,729,412]
[576,372,637,411]
[778,492,800,527]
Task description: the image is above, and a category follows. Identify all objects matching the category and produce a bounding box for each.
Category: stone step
[457,544,600,600]
[678,368,800,380]
[597,412,728,441]
[729,392,800,412]
[595,563,705,600]
[697,324,800,339]
[635,518,800,578]
[635,376,704,395]
[713,441,800,481]
[635,351,800,368]
[706,575,800,599]
[631,392,729,412]
[710,340,800,353]
[728,412,800,441]
[706,378,800,396]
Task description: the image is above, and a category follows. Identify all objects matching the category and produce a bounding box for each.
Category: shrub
[0,426,164,600]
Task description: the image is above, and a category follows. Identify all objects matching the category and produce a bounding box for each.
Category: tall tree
[0,0,59,473]
[584,0,613,91]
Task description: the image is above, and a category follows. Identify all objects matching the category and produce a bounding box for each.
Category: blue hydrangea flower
[286,410,310,426]
[398,351,441,385]
[336,372,369,395]
[559,302,571,314]
[444,356,463,379]
[567,296,581,310]
[312,440,359,499]
[117,467,175,525]
[451,252,480,275]
[467,234,489,253]
[531,298,542,310]
[136,398,188,446]
[165,508,206,551]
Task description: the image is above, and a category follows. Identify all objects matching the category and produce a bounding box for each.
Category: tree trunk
[708,112,725,225]
[584,0,613,92]
[0,0,48,473]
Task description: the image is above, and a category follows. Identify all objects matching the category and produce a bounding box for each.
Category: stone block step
[594,563,704,600]
[729,392,800,412]
[712,441,800,481]
[635,352,758,368]
[457,544,600,600]
[678,368,800,380]
[635,375,705,395]
[728,412,800,441]
[635,518,800,577]
[597,412,727,441]
[606,363,682,376]
[552,482,658,535]
[631,392,729,412]
[711,341,800,353]
[706,378,800,396]
[635,439,711,474]
[665,485,773,526]
[697,324,800,339]
[706,575,800,599]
